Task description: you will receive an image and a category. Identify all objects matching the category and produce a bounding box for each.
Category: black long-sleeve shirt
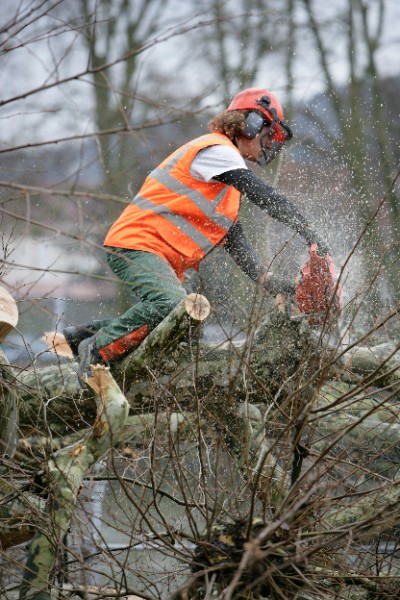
[214,168,328,282]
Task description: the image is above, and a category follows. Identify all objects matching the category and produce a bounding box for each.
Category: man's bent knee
[152,292,186,321]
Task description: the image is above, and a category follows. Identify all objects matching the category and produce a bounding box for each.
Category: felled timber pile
[1,287,400,599]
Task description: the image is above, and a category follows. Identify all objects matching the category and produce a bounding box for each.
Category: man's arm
[223,220,262,282]
[214,168,329,255]
[224,221,295,296]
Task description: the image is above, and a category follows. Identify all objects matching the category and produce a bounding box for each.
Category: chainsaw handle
[310,240,330,257]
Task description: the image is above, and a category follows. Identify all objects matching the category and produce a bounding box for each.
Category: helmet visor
[261,118,292,145]
[258,118,293,165]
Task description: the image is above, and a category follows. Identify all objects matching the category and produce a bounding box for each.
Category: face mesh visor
[259,119,293,165]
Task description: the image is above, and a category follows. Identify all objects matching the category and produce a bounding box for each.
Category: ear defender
[243,111,265,139]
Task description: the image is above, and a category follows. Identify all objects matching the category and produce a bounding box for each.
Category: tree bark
[0,349,19,459]
[8,307,400,438]
[19,366,129,600]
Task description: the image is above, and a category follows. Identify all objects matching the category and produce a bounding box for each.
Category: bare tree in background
[74,0,179,194]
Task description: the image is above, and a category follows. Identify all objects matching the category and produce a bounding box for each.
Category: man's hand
[259,271,296,297]
[313,239,330,256]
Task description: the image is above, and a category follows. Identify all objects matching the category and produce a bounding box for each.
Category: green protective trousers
[95,248,187,362]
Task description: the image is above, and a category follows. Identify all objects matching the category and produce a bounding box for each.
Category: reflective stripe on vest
[130,134,239,255]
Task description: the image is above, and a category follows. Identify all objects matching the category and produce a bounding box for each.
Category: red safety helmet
[227,87,285,121]
[227,87,293,165]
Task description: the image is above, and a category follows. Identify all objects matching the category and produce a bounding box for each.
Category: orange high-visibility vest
[104,133,241,277]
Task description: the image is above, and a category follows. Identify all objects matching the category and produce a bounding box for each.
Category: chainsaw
[295,244,342,325]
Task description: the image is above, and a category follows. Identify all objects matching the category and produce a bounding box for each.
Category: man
[65,87,329,378]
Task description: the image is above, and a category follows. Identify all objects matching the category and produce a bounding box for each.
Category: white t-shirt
[190,145,248,182]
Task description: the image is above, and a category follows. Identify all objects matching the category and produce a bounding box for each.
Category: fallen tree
[1,287,400,599]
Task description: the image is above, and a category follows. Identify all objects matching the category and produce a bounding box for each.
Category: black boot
[77,335,104,381]
[63,322,106,359]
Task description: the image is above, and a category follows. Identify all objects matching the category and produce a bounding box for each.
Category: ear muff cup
[243,112,265,139]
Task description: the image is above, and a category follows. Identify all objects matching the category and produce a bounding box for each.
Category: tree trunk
[19,367,129,600]
[2,293,400,599]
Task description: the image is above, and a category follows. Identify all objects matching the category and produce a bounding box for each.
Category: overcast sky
[1,0,400,144]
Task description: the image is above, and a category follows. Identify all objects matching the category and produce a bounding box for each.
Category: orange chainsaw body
[296,244,342,322]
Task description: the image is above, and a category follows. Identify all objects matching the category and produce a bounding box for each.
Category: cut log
[11,307,400,439]
[184,292,211,320]
[0,286,18,342]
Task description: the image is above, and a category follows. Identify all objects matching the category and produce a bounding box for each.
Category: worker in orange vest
[65,87,329,379]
